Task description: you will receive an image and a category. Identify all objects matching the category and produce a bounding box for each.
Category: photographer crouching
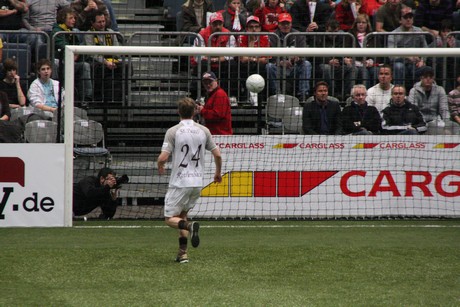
[73,167,129,220]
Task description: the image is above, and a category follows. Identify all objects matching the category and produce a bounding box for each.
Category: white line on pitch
[74,224,460,229]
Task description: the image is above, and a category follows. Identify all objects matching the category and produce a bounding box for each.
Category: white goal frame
[63,46,459,225]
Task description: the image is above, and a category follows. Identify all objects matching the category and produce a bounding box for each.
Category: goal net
[64,45,460,221]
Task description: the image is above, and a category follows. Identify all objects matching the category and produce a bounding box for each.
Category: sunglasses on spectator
[402,13,414,19]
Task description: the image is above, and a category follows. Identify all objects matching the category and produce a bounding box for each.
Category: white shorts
[164,187,201,217]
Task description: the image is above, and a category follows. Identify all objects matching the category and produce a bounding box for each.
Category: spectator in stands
[223,0,246,32]
[360,0,386,26]
[387,5,431,88]
[0,58,27,109]
[157,97,222,264]
[254,0,286,32]
[238,16,270,101]
[52,6,92,102]
[289,0,331,37]
[73,167,120,220]
[349,13,379,88]
[70,0,111,31]
[335,0,362,31]
[0,0,29,43]
[414,0,453,45]
[267,12,312,102]
[192,12,237,98]
[447,75,460,134]
[375,0,403,32]
[381,84,427,134]
[28,59,64,117]
[318,18,356,100]
[0,91,11,120]
[302,81,343,135]
[195,71,233,135]
[366,64,394,113]
[181,0,215,33]
[84,10,124,102]
[341,84,381,134]
[22,0,70,44]
[408,68,452,135]
[454,0,460,31]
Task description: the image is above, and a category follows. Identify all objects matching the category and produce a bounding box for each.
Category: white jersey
[161,119,217,188]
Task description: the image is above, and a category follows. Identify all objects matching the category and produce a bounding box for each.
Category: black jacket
[302,99,343,135]
[341,101,382,134]
[381,99,428,134]
[73,176,114,216]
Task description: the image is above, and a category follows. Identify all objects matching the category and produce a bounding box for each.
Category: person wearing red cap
[196,71,233,135]
[266,12,312,102]
[191,12,238,99]
[238,15,271,101]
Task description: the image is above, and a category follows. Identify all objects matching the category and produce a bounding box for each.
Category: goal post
[64,46,460,222]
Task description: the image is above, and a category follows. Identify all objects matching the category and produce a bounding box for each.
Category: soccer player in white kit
[157,97,222,263]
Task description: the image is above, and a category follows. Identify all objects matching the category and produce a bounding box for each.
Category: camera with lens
[115,174,129,188]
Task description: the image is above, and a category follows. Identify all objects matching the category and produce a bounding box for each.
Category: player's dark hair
[177,97,196,119]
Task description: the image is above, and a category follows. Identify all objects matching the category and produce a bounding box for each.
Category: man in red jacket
[196,71,233,135]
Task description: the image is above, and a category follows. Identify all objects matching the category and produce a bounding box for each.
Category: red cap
[278,13,292,23]
[210,12,224,24]
[246,15,260,25]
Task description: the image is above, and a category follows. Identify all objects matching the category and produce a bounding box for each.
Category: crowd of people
[0,0,459,137]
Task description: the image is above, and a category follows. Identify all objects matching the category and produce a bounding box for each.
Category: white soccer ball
[246,74,265,93]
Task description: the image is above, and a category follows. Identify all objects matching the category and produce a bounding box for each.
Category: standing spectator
[181,0,215,33]
[387,6,431,87]
[267,12,312,101]
[254,0,286,32]
[238,15,270,101]
[52,6,92,102]
[0,91,11,121]
[223,0,246,32]
[28,59,64,118]
[348,13,379,88]
[196,71,233,135]
[342,84,381,134]
[289,0,331,35]
[70,0,111,31]
[408,68,452,135]
[447,75,460,134]
[381,85,427,134]
[302,81,343,135]
[84,10,125,102]
[366,64,394,113]
[0,58,27,109]
[335,0,362,31]
[414,0,453,44]
[0,0,29,42]
[191,12,237,97]
[375,0,403,32]
[157,97,222,264]
[360,0,386,27]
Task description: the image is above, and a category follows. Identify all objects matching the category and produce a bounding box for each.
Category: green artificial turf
[0,220,458,306]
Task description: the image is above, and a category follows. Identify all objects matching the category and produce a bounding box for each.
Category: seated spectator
[408,68,453,135]
[387,5,431,88]
[267,13,312,101]
[52,6,92,102]
[374,0,415,33]
[289,0,331,35]
[414,0,453,45]
[195,71,233,135]
[180,0,215,33]
[335,0,362,31]
[381,85,427,134]
[254,0,286,32]
[317,18,356,100]
[28,59,64,118]
[238,16,270,102]
[191,12,237,98]
[223,0,246,32]
[447,75,460,134]
[0,58,27,109]
[366,64,394,113]
[302,81,343,135]
[84,10,125,102]
[349,13,379,88]
[71,0,111,31]
[0,91,11,120]
[342,84,382,134]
